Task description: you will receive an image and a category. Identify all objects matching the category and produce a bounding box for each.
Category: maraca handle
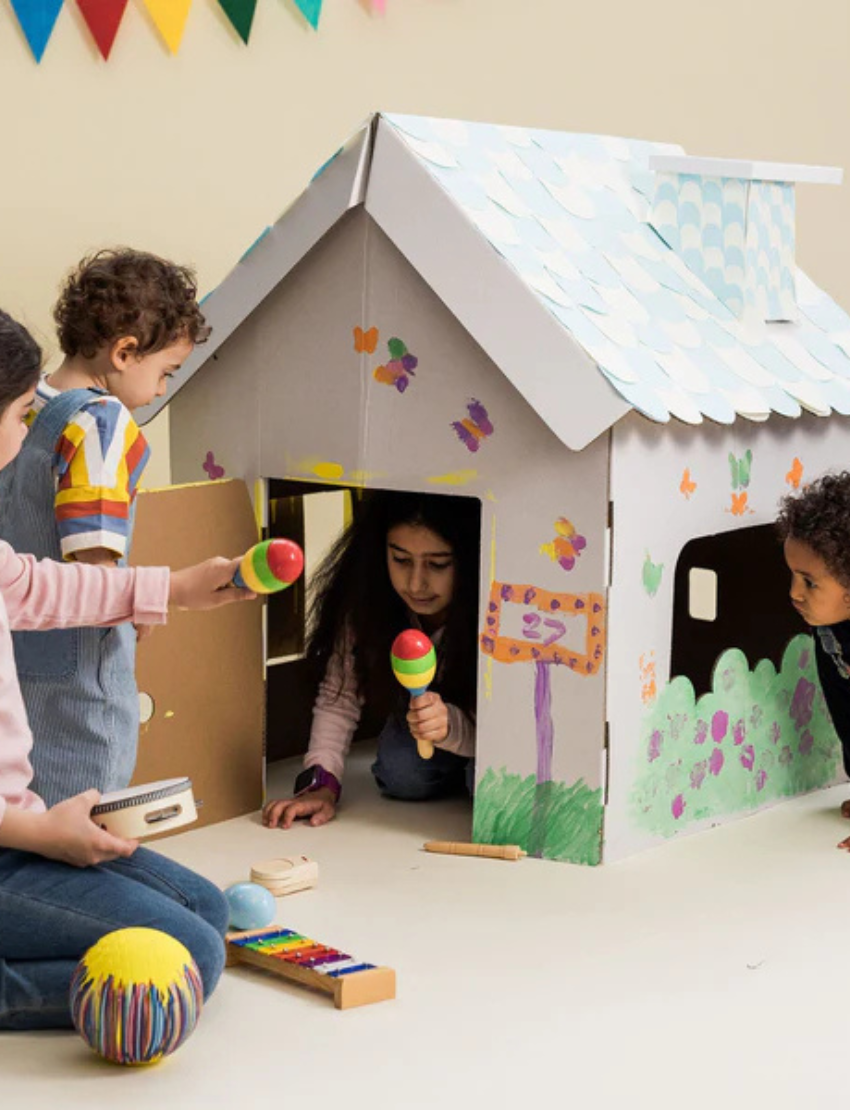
[408,687,435,760]
[417,738,435,761]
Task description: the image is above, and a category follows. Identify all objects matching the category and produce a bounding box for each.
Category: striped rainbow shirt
[29,381,150,560]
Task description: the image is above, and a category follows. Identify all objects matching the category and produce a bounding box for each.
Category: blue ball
[224,882,276,931]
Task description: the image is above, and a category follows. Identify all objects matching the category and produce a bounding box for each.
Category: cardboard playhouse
[137,111,850,863]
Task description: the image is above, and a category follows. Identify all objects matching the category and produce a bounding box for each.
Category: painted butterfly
[540,517,587,572]
[374,336,418,393]
[203,451,225,480]
[353,325,379,354]
[785,456,803,490]
[452,399,494,453]
[728,449,752,490]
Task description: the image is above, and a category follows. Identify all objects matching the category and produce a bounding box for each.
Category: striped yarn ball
[70,928,203,1066]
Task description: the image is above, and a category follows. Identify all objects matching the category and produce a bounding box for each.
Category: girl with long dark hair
[263,490,480,828]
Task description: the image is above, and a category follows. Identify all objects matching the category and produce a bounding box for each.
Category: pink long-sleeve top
[303,627,476,782]
[0,542,169,825]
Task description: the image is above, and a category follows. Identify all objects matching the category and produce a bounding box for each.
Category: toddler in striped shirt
[0,249,209,804]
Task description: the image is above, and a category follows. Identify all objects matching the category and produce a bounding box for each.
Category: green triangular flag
[293,0,322,29]
[217,0,256,43]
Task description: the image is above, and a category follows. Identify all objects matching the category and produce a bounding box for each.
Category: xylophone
[225,925,395,1010]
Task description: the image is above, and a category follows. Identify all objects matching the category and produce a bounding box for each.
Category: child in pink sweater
[263,491,479,830]
[0,310,255,1030]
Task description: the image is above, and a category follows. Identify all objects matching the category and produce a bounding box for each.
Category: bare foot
[842,799,850,819]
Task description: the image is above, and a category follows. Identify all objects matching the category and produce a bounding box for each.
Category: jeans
[0,845,229,1031]
[371,715,474,800]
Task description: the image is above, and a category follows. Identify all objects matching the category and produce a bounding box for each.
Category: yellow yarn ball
[70,927,203,1066]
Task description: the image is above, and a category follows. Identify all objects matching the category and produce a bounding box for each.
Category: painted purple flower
[500,585,514,602]
[690,761,707,790]
[694,719,708,745]
[671,794,685,820]
[711,711,728,743]
[770,721,781,745]
[756,769,767,792]
[799,730,814,756]
[733,720,746,746]
[779,745,793,766]
[648,730,663,762]
[799,648,810,670]
[558,555,576,571]
[709,747,724,776]
[790,678,815,729]
[740,744,755,771]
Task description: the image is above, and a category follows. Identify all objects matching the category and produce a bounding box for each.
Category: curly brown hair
[54,248,210,359]
[776,471,850,588]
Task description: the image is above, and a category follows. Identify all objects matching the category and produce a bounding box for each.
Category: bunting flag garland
[293,0,322,30]
[9,0,64,62]
[76,0,129,59]
[142,0,193,53]
[217,0,257,42]
[7,0,408,60]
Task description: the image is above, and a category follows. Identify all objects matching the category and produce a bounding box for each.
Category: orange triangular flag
[143,0,192,53]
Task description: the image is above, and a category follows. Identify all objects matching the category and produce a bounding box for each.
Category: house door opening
[263,481,482,769]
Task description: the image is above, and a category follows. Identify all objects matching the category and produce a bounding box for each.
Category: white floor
[4,745,850,1108]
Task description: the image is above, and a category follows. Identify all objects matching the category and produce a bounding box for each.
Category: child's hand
[169,557,256,610]
[262,789,337,829]
[135,623,155,642]
[42,790,139,867]
[408,692,449,745]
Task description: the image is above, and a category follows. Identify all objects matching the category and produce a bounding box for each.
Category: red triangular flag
[76,0,128,59]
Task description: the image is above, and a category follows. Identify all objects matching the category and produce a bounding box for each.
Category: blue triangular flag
[10,0,64,61]
[293,0,322,29]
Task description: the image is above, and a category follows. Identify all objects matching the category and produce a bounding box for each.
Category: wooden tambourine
[90,778,198,839]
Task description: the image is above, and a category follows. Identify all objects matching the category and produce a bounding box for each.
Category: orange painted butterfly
[679,468,697,499]
[353,326,379,354]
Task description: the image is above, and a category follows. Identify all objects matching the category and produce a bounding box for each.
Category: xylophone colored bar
[225,925,396,1009]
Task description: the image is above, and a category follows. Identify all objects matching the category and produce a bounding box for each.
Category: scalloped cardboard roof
[138,113,850,452]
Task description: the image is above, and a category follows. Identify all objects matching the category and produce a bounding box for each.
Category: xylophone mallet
[423,840,527,861]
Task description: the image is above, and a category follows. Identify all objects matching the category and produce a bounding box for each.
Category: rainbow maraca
[391,629,437,760]
[233,539,304,594]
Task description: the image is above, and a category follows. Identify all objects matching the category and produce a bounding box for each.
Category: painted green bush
[474,767,603,865]
[631,635,841,836]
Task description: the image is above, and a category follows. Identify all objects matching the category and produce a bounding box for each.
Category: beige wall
[1,0,847,485]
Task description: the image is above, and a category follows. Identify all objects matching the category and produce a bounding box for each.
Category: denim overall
[0,388,139,806]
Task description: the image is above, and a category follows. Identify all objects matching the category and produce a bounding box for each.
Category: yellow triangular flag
[143,0,192,53]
